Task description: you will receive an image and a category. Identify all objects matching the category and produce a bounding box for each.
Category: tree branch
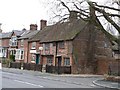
[88,1,120,34]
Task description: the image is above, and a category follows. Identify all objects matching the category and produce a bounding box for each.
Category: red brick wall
[72,24,114,74]
[28,41,40,63]
[2,38,9,47]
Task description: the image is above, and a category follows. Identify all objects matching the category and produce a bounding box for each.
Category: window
[59,42,65,49]
[45,43,50,51]
[31,54,35,61]
[47,57,53,65]
[64,58,70,66]
[15,49,24,60]
[9,36,17,46]
[10,50,16,55]
[21,40,24,46]
[31,42,36,49]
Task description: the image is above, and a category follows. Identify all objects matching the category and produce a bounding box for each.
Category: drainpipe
[27,41,29,63]
[55,42,58,73]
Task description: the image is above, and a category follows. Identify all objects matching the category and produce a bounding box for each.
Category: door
[36,54,40,64]
[57,56,62,74]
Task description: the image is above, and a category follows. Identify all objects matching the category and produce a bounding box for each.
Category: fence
[9,62,21,69]
[23,63,42,71]
[10,62,42,72]
[108,60,120,76]
[46,65,71,74]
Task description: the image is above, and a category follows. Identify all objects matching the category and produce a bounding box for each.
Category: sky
[0,0,114,32]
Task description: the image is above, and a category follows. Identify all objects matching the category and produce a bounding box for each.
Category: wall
[72,24,114,74]
[28,41,40,63]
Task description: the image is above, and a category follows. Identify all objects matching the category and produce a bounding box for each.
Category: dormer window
[9,36,17,46]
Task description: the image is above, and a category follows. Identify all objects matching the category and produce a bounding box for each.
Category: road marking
[14,80,44,88]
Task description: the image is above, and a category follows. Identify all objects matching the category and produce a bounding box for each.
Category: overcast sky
[0,0,111,32]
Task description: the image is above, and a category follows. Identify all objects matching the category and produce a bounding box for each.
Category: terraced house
[28,11,115,74]
[16,24,39,63]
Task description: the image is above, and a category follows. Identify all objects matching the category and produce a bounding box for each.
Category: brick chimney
[30,24,38,30]
[69,11,78,21]
[40,20,47,30]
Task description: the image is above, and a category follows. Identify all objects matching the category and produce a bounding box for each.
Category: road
[2,68,104,88]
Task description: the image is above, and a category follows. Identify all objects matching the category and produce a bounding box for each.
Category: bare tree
[42,0,120,44]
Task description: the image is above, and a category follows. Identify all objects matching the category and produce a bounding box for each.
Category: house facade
[15,24,39,63]
[8,30,25,60]
[27,20,47,64]
[0,32,11,58]
[28,11,114,74]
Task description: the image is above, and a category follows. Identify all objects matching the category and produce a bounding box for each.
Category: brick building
[27,20,47,64]
[29,12,115,74]
[16,24,39,63]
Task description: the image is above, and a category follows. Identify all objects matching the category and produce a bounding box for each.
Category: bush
[10,55,15,62]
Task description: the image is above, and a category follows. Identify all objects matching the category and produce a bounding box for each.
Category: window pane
[64,58,70,66]
[47,57,53,65]
[32,42,36,49]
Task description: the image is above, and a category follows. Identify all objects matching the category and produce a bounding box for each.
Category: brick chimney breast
[30,24,38,30]
[40,20,47,30]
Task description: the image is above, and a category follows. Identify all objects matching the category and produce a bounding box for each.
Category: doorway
[36,54,40,64]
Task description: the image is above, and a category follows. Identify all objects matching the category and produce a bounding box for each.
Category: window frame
[31,42,36,49]
[64,57,70,66]
[45,43,50,51]
[47,56,53,65]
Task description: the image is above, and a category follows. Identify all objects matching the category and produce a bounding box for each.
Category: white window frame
[9,36,17,46]
[31,42,36,49]
[15,49,24,60]
[21,39,24,46]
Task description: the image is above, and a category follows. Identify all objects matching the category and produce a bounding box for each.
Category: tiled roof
[30,19,87,42]
[18,30,39,40]
[0,32,12,39]
[12,30,25,37]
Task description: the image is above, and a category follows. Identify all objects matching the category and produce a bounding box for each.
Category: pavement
[93,79,120,89]
[2,67,120,89]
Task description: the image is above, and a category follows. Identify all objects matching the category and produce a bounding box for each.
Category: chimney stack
[40,20,47,30]
[69,11,78,21]
[30,24,38,30]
